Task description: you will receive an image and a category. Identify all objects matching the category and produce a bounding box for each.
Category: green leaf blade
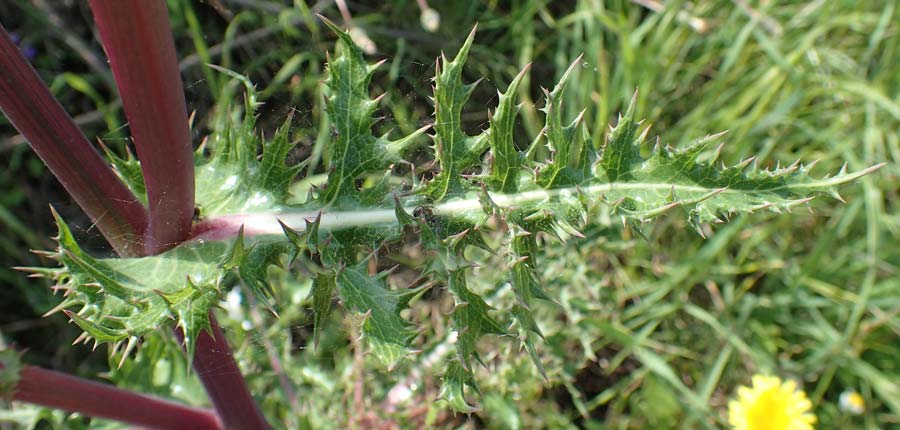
[426,26,484,201]
[335,265,416,370]
[316,18,416,208]
[488,64,530,193]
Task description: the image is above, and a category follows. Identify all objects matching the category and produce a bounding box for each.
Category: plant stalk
[176,314,271,430]
[88,4,271,428]
[5,3,272,428]
[0,24,148,256]
[88,0,195,255]
[13,365,221,430]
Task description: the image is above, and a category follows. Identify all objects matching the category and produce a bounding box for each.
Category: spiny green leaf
[508,227,550,379]
[170,282,217,366]
[44,214,227,354]
[316,17,428,207]
[426,26,486,200]
[447,269,506,371]
[99,142,147,206]
[583,94,884,229]
[34,23,882,414]
[511,305,547,380]
[60,248,131,299]
[64,310,126,345]
[260,113,303,201]
[221,225,247,270]
[534,56,589,188]
[439,360,479,413]
[487,64,530,193]
[223,227,299,315]
[335,264,416,370]
[599,90,643,182]
[194,67,298,216]
[279,215,320,262]
[509,228,552,306]
[49,206,85,258]
[397,203,503,373]
[310,273,336,350]
[236,240,292,313]
[205,64,260,167]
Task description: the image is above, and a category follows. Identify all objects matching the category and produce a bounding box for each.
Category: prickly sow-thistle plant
[0,4,881,429]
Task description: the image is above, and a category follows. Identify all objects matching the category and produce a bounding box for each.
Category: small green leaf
[45,215,227,352]
[535,56,588,188]
[310,273,336,350]
[447,270,505,371]
[172,283,217,366]
[260,114,303,201]
[335,264,416,370]
[99,143,147,205]
[221,226,246,270]
[483,394,522,430]
[426,26,486,200]
[316,17,427,207]
[631,374,683,428]
[599,90,642,182]
[237,240,292,313]
[439,360,479,413]
[487,64,530,193]
[64,310,127,345]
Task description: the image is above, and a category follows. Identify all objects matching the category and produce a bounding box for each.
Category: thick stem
[13,365,221,430]
[88,0,195,255]
[175,314,271,430]
[0,24,148,256]
[88,5,269,428]
[5,5,267,429]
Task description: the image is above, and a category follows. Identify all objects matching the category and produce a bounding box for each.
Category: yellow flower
[728,375,816,430]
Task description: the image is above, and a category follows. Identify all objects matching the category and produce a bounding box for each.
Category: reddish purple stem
[14,365,221,430]
[88,0,195,255]
[176,314,271,430]
[90,0,269,430]
[4,4,273,428]
[88,3,272,428]
[0,24,148,256]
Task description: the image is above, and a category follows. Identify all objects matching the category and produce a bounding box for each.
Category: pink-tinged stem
[13,365,221,430]
[0,24,148,256]
[176,314,271,430]
[88,0,194,255]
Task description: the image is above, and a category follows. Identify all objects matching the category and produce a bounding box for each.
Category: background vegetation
[0,0,897,429]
